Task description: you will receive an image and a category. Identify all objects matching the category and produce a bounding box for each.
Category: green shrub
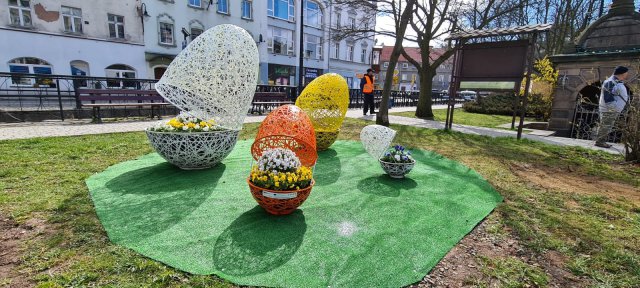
[463,93,550,120]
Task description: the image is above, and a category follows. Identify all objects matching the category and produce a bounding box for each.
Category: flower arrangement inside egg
[248,104,318,215]
[145,24,259,169]
[360,124,415,178]
[295,73,349,151]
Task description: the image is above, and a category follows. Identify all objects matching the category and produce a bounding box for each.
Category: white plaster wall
[0,0,143,43]
[0,29,146,77]
[142,0,266,77]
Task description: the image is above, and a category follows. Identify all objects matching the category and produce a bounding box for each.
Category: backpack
[602,79,618,103]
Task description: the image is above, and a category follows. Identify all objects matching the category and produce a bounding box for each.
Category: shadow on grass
[212,206,306,276]
[357,175,418,197]
[99,162,225,242]
[314,148,342,186]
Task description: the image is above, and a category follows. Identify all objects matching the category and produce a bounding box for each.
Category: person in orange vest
[360,69,375,116]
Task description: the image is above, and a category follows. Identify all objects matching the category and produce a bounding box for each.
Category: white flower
[195,124,201,129]
[182,126,188,131]
[394,155,401,161]
[203,126,209,132]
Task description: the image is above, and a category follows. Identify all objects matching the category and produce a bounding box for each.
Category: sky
[373,0,637,48]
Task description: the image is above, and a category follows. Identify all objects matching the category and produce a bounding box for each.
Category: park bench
[76,88,171,123]
[250,92,293,115]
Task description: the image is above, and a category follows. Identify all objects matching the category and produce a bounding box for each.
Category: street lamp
[138,2,150,34]
[298,0,305,95]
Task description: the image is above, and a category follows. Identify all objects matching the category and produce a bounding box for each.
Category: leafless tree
[334,0,417,126]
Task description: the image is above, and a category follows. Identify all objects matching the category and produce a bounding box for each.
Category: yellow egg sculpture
[295,73,350,150]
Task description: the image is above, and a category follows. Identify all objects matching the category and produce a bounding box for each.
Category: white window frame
[8,0,31,27]
[304,34,322,60]
[348,17,355,29]
[105,65,137,88]
[188,0,201,8]
[335,12,341,28]
[402,74,407,81]
[402,63,409,69]
[267,26,295,56]
[159,21,174,45]
[8,57,53,86]
[360,48,367,63]
[331,42,339,59]
[383,62,389,68]
[241,0,252,19]
[190,27,203,41]
[62,6,83,33]
[217,0,229,14]
[346,44,354,61]
[108,14,125,39]
[268,0,295,22]
[304,0,322,28]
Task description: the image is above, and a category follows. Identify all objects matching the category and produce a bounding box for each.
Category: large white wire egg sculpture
[146,24,259,169]
[359,124,397,159]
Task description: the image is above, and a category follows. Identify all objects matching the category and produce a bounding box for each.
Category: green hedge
[462,94,551,120]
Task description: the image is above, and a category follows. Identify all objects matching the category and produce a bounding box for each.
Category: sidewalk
[0,106,624,155]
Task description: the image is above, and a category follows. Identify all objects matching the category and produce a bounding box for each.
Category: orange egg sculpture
[249,105,318,215]
[295,73,350,150]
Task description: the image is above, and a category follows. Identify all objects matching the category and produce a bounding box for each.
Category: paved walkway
[0,105,624,155]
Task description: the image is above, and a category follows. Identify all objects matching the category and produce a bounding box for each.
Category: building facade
[0,0,146,80]
[378,46,452,92]
[1,0,376,87]
[326,1,376,89]
[140,0,266,79]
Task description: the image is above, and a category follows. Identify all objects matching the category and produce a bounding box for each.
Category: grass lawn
[390,109,537,129]
[1,118,639,287]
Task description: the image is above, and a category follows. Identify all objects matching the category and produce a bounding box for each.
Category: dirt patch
[510,163,640,205]
[410,219,589,287]
[0,215,37,288]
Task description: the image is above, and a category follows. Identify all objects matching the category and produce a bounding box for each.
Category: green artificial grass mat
[86,140,502,287]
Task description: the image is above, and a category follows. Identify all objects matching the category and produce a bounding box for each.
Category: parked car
[458,90,477,101]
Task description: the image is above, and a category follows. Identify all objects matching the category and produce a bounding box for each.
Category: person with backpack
[596,66,630,148]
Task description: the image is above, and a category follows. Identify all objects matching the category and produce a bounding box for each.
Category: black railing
[1,72,457,122]
[571,99,623,143]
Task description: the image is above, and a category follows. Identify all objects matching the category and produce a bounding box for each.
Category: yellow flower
[275,182,280,187]
[187,122,196,129]
[199,121,208,127]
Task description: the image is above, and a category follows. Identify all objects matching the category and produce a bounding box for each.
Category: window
[334,12,341,28]
[331,42,339,59]
[62,6,82,33]
[402,74,407,81]
[105,64,137,88]
[9,0,31,27]
[217,0,229,14]
[348,17,355,29]
[346,77,353,88]
[242,0,252,19]
[360,48,367,63]
[8,57,52,86]
[188,0,201,8]
[346,44,354,61]
[70,60,90,87]
[190,27,202,41]
[304,34,322,60]
[267,26,294,56]
[268,0,294,21]
[304,0,322,27]
[402,63,409,69]
[159,22,174,44]
[383,62,389,68]
[108,14,125,39]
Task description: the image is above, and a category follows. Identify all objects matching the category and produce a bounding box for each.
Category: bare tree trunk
[376,0,416,126]
[415,69,435,119]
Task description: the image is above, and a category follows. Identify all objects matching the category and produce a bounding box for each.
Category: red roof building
[377,46,452,92]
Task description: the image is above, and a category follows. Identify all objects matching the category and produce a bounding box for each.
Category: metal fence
[571,99,623,142]
[1,72,459,122]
